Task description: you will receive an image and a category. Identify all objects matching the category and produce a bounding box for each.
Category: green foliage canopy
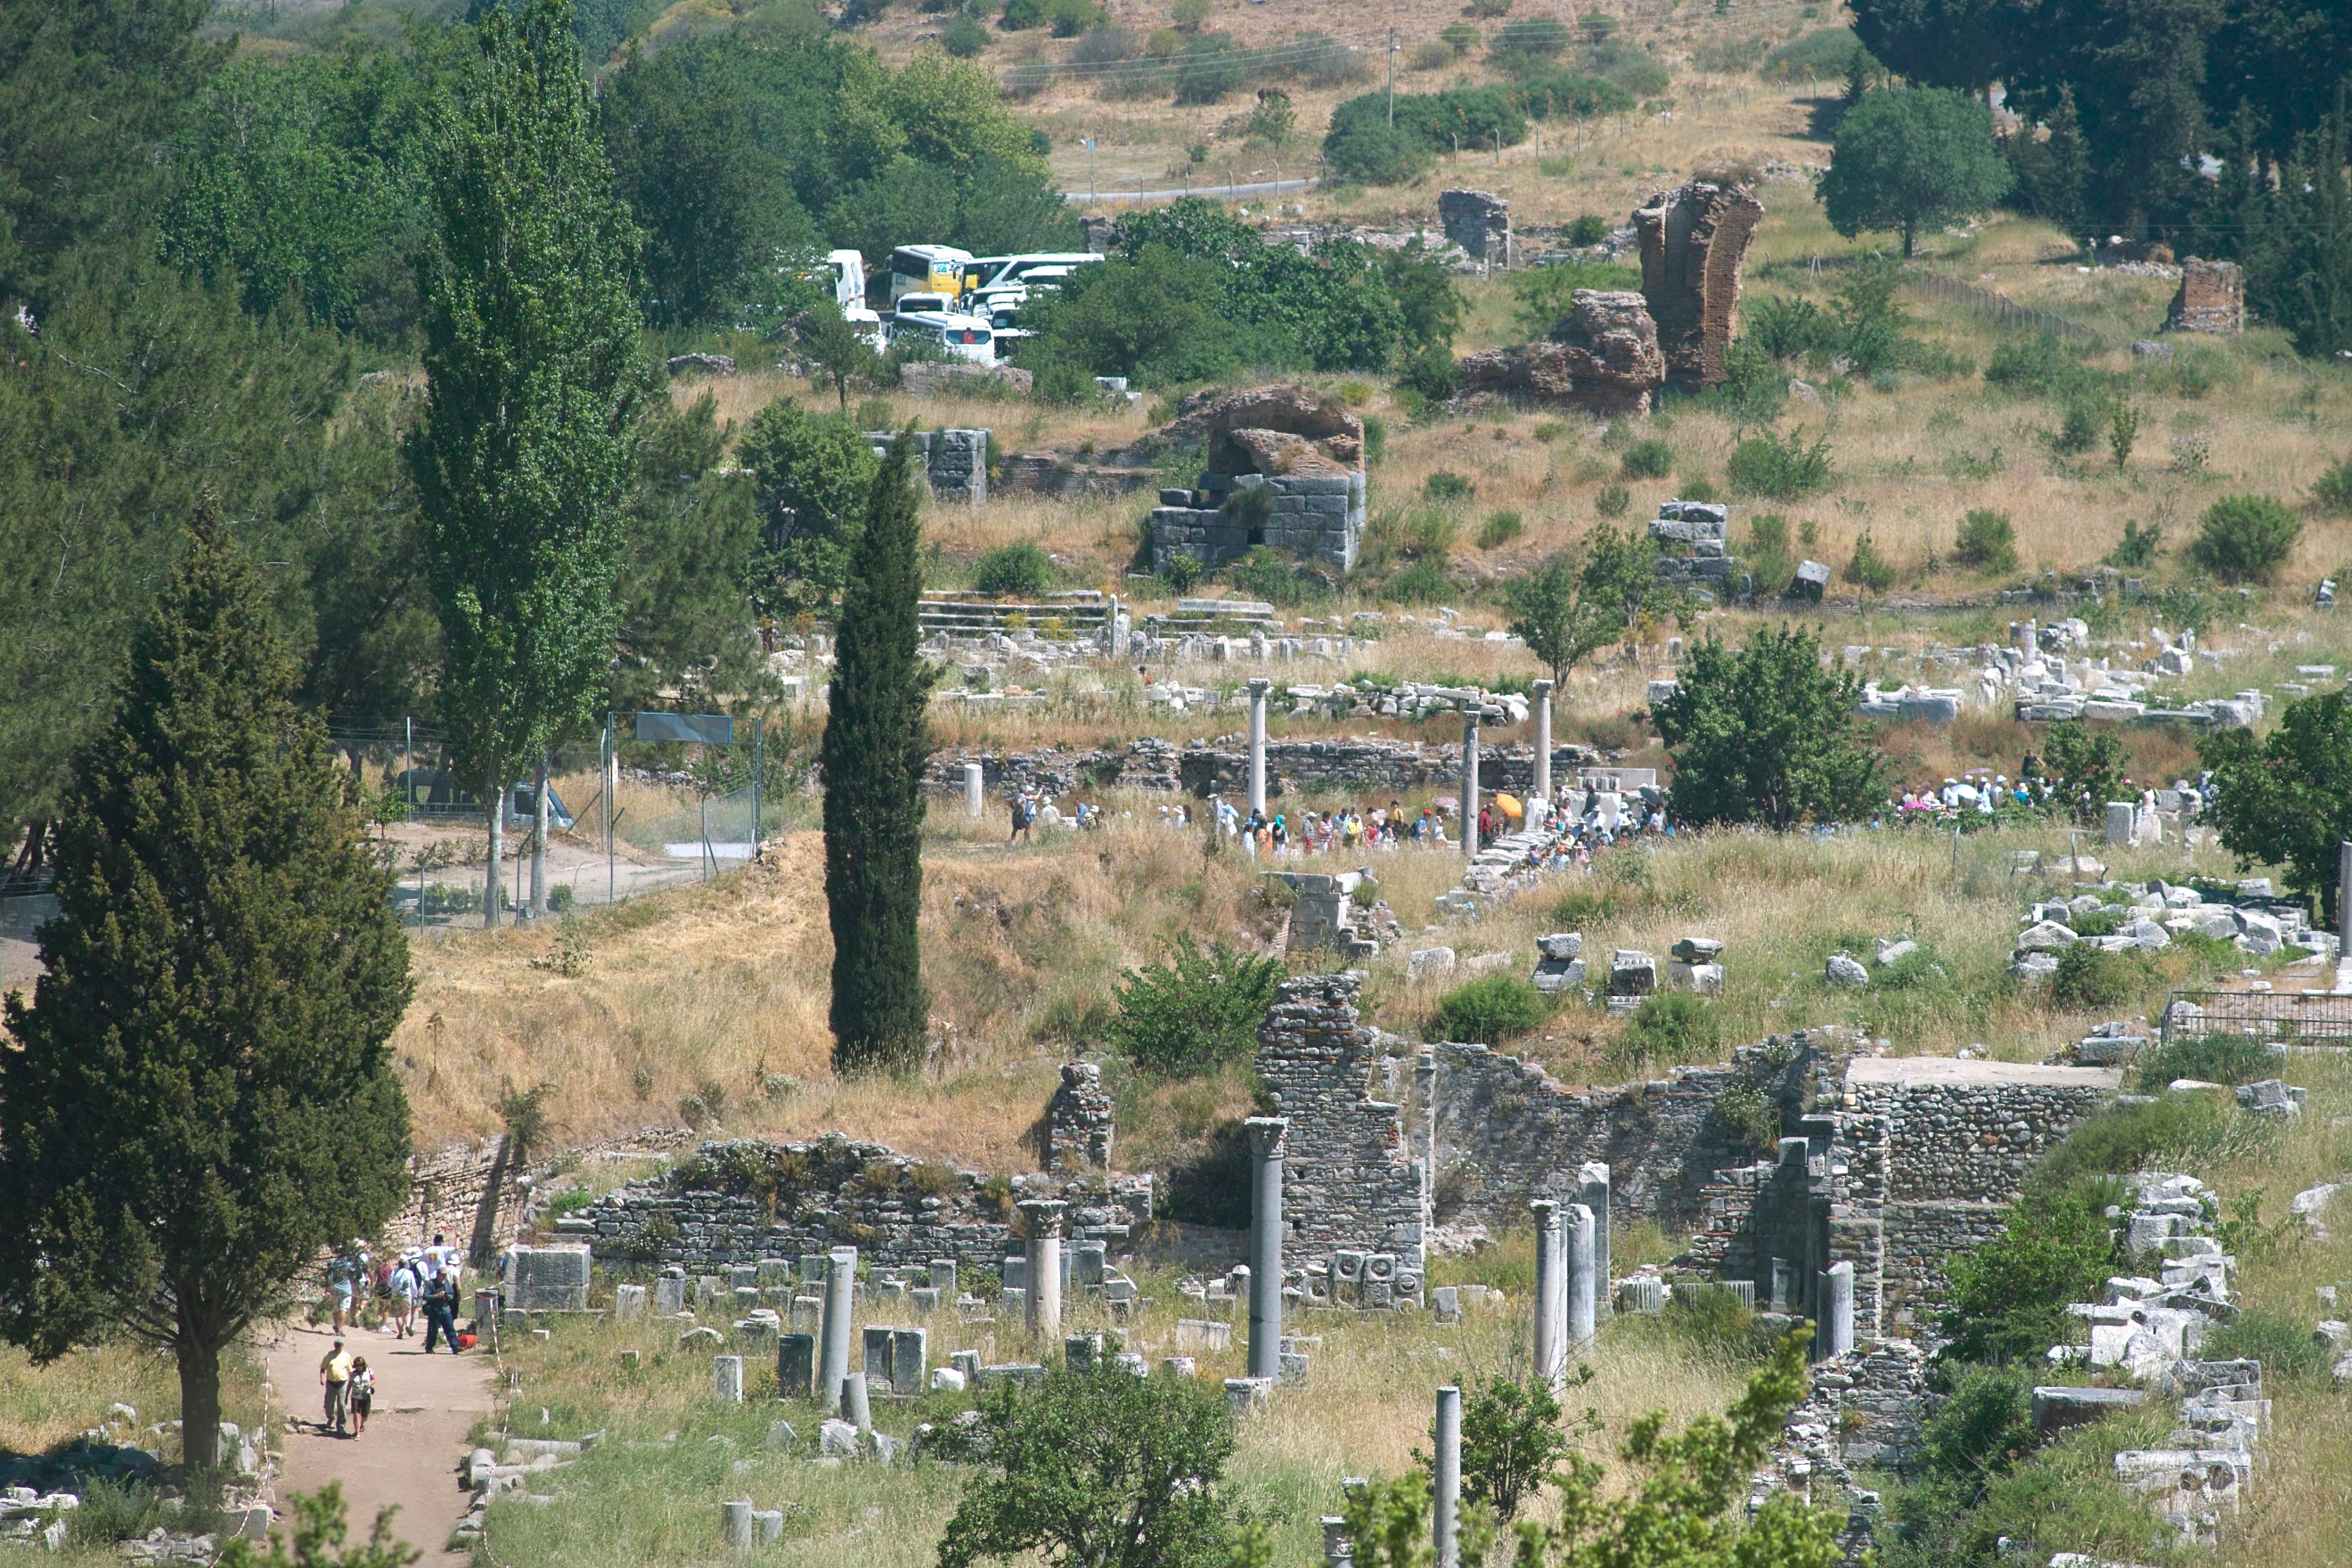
[739,397,883,616]
[1816,86,2013,256]
[1107,935,1286,1078]
[1651,625,1885,829]
[2200,690,2352,926]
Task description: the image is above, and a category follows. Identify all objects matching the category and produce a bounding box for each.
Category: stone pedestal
[1578,1163,1611,1319]
[1460,714,1481,862]
[779,1334,815,1399]
[965,761,984,818]
[1531,680,1554,808]
[1817,1262,1854,1360]
[714,1356,743,1404]
[722,1499,754,1556]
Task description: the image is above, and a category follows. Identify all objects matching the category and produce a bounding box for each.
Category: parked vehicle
[886,305,997,366]
[886,244,976,307]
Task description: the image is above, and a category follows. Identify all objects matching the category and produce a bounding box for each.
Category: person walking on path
[347,1357,375,1438]
[421,1272,461,1354]
[388,1254,419,1339]
[319,1339,354,1435]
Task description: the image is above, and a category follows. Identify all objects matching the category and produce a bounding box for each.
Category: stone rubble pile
[2012,877,2339,984]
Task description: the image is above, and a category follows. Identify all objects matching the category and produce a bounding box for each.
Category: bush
[1477,510,1524,548]
[1761,25,1870,81]
[972,541,1055,597]
[1658,1283,1765,1362]
[1940,1177,2120,1364]
[1221,544,1313,606]
[1441,20,1482,53]
[1727,427,1832,499]
[1951,509,2016,573]
[943,11,991,53]
[2104,518,2162,568]
[1619,437,1672,478]
[2030,1095,2228,1190]
[1844,529,1895,592]
[2052,398,2103,454]
[1068,21,1136,61]
[2131,1032,2274,1091]
[1105,935,1286,1077]
[2047,942,2145,1009]
[2313,455,2352,515]
[1159,551,1201,593]
[1425,470,1475,501]
[1432,974,1548,1044]
[1172,37,1243,102]
[1565,213,1609,246]
[2200,1307,2338,1384]
[1594,483,1629,518]
[2191,494,2300,583]
[1985,333,2111,402]
[1618,991,1719,1062]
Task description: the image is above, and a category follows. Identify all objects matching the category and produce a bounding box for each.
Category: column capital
[1529,1196,1561,1229]
[1530,678,1554,696]
[1245,1115,1289,1157]
[1017,1198,1067,1237]
[1246,677,1271,696]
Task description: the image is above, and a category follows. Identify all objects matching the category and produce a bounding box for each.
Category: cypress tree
[0,509,413,1472]
[822,433,936,1074]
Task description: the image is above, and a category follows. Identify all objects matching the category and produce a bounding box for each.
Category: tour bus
[886,245,976,307]
[965,251,1102,292]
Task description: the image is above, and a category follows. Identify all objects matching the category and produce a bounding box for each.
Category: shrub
[2047,942,2144,1009]
[1678,475,1718,502]
[1222,544,1313,606]
[2313,455,2352,515]
[1940,1177,2120,1364]
[1842,531,1894,592]
[1172,37,1243,102]
[2104,518,2162,568]
[1409,38,1455,69]
[973,540,1055,597]
[1566,213,1609,246]
[2132,1032,2274,1091]
[1105,935,1286,1077]
[1433,974,1548,1044]
[1171,0,1209,26]
[1618,991,1719,1062]
[1068,21,1136,61]
[1441,20,1482,53]
[1425,470,1475,500]
[2191,494,2300,583]
[1658,1283,1765,1361]
[1158,551,1201,592]
[2052,398,2103,454]
[1727,427,1832,498]
[1384,558,1451,601]
[943,12,991,53]
[1951,509,2016,573]
[1477,510,1524,548]
[1619,437,1673,478]
[1594,483,1629,518]
[2031,1096,2227,1190]
[1748,296,1825,358]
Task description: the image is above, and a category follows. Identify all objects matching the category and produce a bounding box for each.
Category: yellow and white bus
[886,245,975,308]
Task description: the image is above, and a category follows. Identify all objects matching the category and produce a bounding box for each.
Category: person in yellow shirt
[318,1340,353,1435]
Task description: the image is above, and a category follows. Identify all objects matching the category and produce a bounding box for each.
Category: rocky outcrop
[1634,181,1764,387]
[1200,385,1365,474]
[1229,427,1352,477]
[1455,290,1665,414]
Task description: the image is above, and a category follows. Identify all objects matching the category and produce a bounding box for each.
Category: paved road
[1066,177,1317,204]
[263,1323,494,1564]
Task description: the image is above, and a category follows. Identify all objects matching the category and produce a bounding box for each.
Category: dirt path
[262,1323,494,1563]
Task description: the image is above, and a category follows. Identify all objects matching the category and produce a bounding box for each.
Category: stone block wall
[1254,973,1427,1307]
[2167,258,2244,334]
[1427,1035,1828,1229]
[567,1135,1152,1277]
[1439,189,1511,262]
[1635,181,1763,388]
[397,1138,525,1263]
[1150,471,1367,576]
[862,429,989,503]
[1048,1062,1116,1174]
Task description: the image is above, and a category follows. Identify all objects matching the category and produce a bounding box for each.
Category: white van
[887,307,997,366]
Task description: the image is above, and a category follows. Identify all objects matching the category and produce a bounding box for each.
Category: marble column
[1021,1199,1066,1341]
[1531,1199,1564,1392]
[1247,1117,1288,1382]
[1247,677,1270,815]
[1531,678,1554,812]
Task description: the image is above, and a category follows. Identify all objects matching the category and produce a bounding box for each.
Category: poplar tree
[0,511,412,1474]
[821,435,936,1074]
[408,0,645,926]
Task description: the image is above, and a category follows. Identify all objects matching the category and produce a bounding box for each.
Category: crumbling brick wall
[1254,972,1427,1306]
[1439,189,1511,263]
[2167,258,2244,334]
[1634,181,1764,387]
[1048,1061,1116,1173]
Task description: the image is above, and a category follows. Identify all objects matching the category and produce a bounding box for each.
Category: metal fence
[1906,269,2103,347]
[2160,988,2352,1048]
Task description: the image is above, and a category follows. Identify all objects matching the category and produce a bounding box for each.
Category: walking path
[261,1323,494,1563]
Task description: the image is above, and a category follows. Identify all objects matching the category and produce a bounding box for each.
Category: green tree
[933,1360,1241,1568]
[1651,625,1886,829]
[408,0,649,926]
[0,0,219,290]
[1580,522,1685,634]
[2039,719,2127,824]
[608,394,771,715]
[0,515,413,1474]
[1939,1180,2119,1364]
[1816,86,2013,256]
[2200,690,2352,927]
[219,1484,419,1568]
[1504,551,1620,686]
[1454,1376,1572,1521]
[2003,85,2088,241]
[2189,493,2301,583]
[823,434,936,1075]
[796,299,888,412]
[739,396,883,615]
[1508,1331,1842,1568]
[1106,935,1286,1079]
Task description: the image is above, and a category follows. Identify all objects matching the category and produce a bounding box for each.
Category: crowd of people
[311,1232,477,1439]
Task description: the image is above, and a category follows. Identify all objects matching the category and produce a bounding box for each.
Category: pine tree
[407,0,646,925]
[0,510,413,1473]
[821,434,936,1074]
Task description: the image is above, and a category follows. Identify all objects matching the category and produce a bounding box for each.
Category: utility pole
[1387,26,1397,126]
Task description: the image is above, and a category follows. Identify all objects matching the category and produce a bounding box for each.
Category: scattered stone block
[1825,953,1870,988]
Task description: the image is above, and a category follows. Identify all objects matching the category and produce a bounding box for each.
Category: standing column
[1531,1200,1564,1392]
[1247,1117,1288,1382]
[2338,840,2351,960]
[1531,678,1555,813]
[1565,1204,1596,1349]
[1433,1385,1462,1568]
[1578,1163,1611,1319]
[1247,677,1271,816]
[1816,1261,1854,1360]
[1021,1200,1066,1341]
[1414,1049,1439,1221]
[965,762,985,819]
[819,1245,856,1413]
[1460,709,1481,861]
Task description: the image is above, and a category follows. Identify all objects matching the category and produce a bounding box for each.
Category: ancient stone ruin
[2167,257,2244,334]
[1147,386,1368,576]
[861,428,990,504]
[1455,290,1666,414]
[1634,180,1765,387]
[1437,189,1511,264]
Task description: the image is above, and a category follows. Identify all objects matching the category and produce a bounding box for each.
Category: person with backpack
[388,1255,420,1339]
[421,1271,460,1354]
